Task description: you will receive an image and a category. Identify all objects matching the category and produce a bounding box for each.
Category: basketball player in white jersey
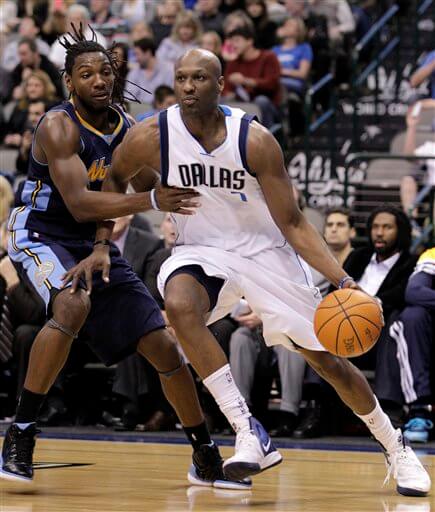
[65,49,430,497]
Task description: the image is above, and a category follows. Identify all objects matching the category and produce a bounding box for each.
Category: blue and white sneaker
[403,418,433,443]
[223,417,282,481]
[187,442,252,490]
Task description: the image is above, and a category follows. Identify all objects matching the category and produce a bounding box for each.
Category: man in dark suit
[110,214,176,431]
[342,205,417,420]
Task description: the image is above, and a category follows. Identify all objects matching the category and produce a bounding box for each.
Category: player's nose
[183,78,195,92]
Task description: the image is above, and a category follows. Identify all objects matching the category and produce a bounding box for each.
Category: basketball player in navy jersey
[0,30,250,490]
[66,49,430,497]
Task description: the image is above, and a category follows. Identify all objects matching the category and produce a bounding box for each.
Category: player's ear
[64,73,74,95]
[350,227,357,240]
[217,75,224,94]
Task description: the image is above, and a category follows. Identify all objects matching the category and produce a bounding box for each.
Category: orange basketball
[313,289,383,358]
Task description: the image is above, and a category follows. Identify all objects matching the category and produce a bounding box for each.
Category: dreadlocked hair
[59,23,149,107]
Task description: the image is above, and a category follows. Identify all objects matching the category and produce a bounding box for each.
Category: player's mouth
[182,96,198,106]
[92,92,109,101]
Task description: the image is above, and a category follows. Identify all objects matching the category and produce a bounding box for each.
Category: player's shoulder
[122,113,160,150]
[247,119,278,153]
[37,109,80,148]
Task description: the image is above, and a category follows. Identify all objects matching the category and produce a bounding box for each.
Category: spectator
[344,205,416,322]
[0,67,12,107]
[324,207,356,266]
[297,205,416,439]
[283,0,330,87]
[136,85,177,123]
[153,85,177,111]
[0,177,14,225]
[111,42,130,93]
[40,7,67,47]
[5,70,58,147]
[1,16,51,72]
[308,0,355,44]
[112,0,152,28]
[219,0,245,14]
[7,37,64,103]
[245,0,278,49]
[90,0,119,25]
[199,30,225,72]
[156,11,202,67]
[127,21,154,66]
[342,206,417,423]
[273,16,312,96]
[151,0,184,47]
[49,5,107,69]
[110,214,174,431]
[221,10,253,62]
[385,248,435,443]
[310,207,356,297]
[130,20,154,42]
[400,99,435,218]
[15,100,48,176]
[125,37,174,102]
[89,0,125,45]
[223,25,281,128]
[410,50,435,99]
[229,301,306,436]
[195,0,225,37]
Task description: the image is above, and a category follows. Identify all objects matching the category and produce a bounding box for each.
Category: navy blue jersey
[9,101,132,241]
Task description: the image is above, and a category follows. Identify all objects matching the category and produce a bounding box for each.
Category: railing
[351,4,401,150]
[303,73,336,202]
[344,152,435,245]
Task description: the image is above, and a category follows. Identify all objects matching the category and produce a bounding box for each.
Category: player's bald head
[175,48,222,78]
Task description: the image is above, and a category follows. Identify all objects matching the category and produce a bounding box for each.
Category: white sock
[203,364,251,433]
[355,396,401,453]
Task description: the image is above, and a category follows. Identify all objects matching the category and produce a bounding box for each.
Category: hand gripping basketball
[313,289,383,358]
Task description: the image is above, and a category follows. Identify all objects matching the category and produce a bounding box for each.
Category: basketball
[314,289,383,358]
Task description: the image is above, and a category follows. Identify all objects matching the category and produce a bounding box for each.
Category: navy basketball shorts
[8,229,165,366]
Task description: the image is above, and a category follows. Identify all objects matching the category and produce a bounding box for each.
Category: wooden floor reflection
[0,439,433,511]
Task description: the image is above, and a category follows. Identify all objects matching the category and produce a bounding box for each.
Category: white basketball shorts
[158,244,325,352]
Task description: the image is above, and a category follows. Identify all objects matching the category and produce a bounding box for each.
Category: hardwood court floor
[0,439,434,512]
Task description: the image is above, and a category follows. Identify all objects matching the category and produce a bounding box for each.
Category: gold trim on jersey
[72,102,124,141]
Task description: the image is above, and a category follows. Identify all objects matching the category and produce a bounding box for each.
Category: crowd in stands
[0,0,434,443]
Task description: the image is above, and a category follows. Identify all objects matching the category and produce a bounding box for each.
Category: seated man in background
[310,207,356,298]
[230,301,306,437]
[385,248,435,443]
[109,214,175,431]
[125,37,174,102]
[15,100,48,176]
[410,49,435,99]
[343,205,417,422]
[295,207,355,438]
[222,25,281,128]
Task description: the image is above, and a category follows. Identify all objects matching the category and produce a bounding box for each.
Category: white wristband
[150,188,160,211]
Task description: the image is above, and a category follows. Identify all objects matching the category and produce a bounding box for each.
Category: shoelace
[235,428,257,452]
[383,446,424,487]
[404,418,434,431]
[9,428,39,463]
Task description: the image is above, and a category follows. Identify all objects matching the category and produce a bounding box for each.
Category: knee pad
[158,357,185,378]
[46,318,79,339]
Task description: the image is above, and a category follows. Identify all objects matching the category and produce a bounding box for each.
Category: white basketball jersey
[159,104,286,257]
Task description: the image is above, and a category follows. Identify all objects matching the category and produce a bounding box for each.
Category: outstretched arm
[248,123,349,288]
[38,112,156,222]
